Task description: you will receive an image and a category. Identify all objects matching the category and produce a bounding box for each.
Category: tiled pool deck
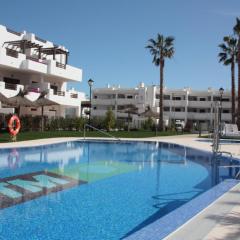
[0,134,240,239]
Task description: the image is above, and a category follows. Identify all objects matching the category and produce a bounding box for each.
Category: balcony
[47,89,82,106]
[117,98,137,105]
[168,112,187,119]
[163,100,187,107]
[21,56,48,73]
[0,48,26,69]
[0,81,23,98]
[92,98,116,105]
[47,60,82,82]
[188,101,212,108]
[187,113,212,120]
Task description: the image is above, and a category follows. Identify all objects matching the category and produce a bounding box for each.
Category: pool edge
[124,179,240,240]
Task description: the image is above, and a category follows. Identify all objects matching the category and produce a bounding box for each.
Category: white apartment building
[92,83,232,129]
[0,25,86,118]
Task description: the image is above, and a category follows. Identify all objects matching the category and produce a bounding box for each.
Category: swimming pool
[0,140,237,239]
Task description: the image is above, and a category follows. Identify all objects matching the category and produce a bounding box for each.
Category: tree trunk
[231,59,236,123]
[237,38,240,127]
[159,59,164,131]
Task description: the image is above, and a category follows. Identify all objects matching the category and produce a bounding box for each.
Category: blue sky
[1,0,240,95]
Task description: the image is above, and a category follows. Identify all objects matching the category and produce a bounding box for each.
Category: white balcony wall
[47,89,82,107]
[221,113,231,121]
[92,99,116,105]
[188,101,213,108]
[221,102,231,108]
[117,98,137,105]
[187,113,213,120]
[24,92,41,102]
[158,100,186,108]
[21,59,47,74]
[47,60,82,82]
[0,49,26,69]
[0,81,23,98]
[168,112,187,119]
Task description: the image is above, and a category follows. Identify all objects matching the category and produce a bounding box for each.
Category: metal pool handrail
[83,124,121,141]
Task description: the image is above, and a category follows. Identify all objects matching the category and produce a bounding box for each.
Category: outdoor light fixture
[88,79,94,125]
[219,87,224,96]
[88,79,94,87]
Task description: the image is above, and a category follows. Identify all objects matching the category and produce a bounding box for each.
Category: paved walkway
[166,182,240,240]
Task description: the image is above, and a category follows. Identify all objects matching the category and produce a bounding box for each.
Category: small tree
[142,117,154,130]
[104,108,115,131]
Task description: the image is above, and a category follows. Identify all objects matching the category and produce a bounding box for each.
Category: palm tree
[233,17,240,126]
[218,36,238,123]
[146,34,175,131]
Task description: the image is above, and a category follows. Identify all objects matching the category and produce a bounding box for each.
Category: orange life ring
[8,115,21,136]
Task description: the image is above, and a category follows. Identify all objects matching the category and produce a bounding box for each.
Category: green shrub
[104,108,115,131]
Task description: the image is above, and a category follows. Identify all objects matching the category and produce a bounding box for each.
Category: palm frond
[233,17,240,35]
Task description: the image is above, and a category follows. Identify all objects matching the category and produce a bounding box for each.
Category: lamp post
[219,87,224,136]
[88,79,94,126]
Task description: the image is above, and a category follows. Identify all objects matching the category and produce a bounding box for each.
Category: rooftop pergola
[40,47,69,64]
[4,40,69,64]
[4,40,42,55]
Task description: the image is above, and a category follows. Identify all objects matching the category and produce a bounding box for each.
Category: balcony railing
[27,86,40,93]
[70,93,78,99]
[6,28,21,36]
[26,56,47,65]
[6,48,19,58]
[35,36,47,43]
[53,91,65,96]
[5,83,17,90]
[56,62,66,69]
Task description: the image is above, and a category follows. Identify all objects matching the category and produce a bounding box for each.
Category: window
[164,107,170,112]
[199,98,206,101]
[118,94,125,99]
[4,77,20,85]
[172,96,181,101]
[94,95,97,99]
[188,96,197,101]
[199,109,206,113]
[187,108,197,113]
[223,109,230,113]
[127,95,133,99]
[117,105,125,110]
[164,95,170,100]
[50,85,58,94]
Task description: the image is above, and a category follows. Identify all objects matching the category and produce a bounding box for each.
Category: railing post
[84,124,86,140]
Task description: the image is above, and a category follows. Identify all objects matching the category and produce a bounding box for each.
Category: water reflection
[0,141,238,185]
[7,149,20,169]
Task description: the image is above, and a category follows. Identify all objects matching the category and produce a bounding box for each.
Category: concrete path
[166,183,240,240]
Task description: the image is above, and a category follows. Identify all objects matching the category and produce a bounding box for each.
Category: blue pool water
[0,141,236,240]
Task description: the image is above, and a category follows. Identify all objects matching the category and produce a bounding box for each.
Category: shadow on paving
[205,211,240,240]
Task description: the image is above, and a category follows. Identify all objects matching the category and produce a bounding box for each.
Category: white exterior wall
[0,25,86,118]
[92,83,233,128]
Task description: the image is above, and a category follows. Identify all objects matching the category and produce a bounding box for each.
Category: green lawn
[0,130,183,143]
